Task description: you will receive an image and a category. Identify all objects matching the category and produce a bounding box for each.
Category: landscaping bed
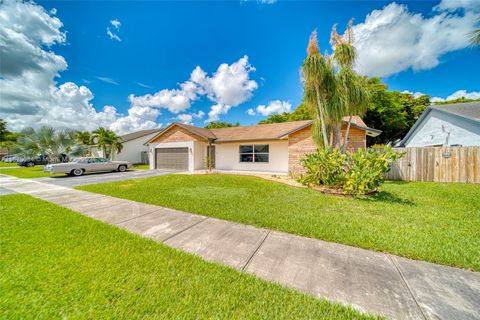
[0,194,375,319]
[78,174,480,271]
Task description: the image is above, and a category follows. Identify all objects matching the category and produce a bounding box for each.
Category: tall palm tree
[471,28,480,46]
[14,126,83,163]
[91,127,123,160]
[75,131,92,145]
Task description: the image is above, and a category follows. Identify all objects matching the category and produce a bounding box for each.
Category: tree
[301,22,369,150]
[91,128,123,160]
[75,131,92,145]
[0,119,8,141]
[204,121,240,129]
[13,126,84,163]
[471,27,480,46]
[258,104,312,124]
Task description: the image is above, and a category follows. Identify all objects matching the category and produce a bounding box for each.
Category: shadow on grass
[360,191,415,206]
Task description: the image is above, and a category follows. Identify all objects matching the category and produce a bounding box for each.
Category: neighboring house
[146,117,381,175]
[114,129,162,164]
[397,102,480,147]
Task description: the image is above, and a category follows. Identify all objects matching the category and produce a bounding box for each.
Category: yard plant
[78,174,480,271]
[0,194,376,319]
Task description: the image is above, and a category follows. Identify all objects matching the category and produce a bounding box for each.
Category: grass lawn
[0,162,17,168]
[0,165,62,178]
[132,164,150,170]
[78,174,480,271]
[0,194,376,319]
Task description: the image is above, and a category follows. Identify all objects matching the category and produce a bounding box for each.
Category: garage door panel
[155,148,188,170]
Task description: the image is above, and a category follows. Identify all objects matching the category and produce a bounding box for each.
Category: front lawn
[0,162,17,168]
[0,165,62,178]
[132,164,150,170]
[78,174,480,271]
[0,194,375,319]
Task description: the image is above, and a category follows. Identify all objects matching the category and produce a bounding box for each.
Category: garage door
[155,147,189,170]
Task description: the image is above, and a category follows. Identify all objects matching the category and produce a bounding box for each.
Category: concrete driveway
[33,169,175,187]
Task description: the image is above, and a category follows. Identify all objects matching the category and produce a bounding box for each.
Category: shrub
[299,146,402,196]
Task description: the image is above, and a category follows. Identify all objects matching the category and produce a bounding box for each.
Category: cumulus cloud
[352,1,479,77]
[401,90,427,98]
[247,100,292,116]
[175,110,205,125]
[431,90,480,102]
[131,55,258,123]
[0,1,160,135]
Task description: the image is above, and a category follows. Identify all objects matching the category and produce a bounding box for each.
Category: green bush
[300,146,402,196]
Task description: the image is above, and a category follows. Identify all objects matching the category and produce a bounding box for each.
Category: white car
[44,157,132,176]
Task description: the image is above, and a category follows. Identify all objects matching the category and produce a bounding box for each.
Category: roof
[120,129,162,143]
[147,116,380,144]
[430,102,480,121]
[397,102,480,147]
[210,120,313,142]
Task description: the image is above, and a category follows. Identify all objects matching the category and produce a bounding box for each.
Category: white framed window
[239,144,269,163]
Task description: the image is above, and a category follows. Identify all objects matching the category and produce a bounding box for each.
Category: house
[397,102,480,147]
[111,129,162,164]
[146,116,381,175]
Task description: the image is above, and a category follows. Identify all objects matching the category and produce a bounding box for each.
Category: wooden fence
[385,147,480,184]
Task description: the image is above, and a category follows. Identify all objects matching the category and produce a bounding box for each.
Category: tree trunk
[314,85,329,147]
[342,115,353,152]
[331,123,342,149]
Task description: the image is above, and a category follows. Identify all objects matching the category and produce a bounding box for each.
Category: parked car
[2,155,16,163]
[17,155,48,167]
[44,157,132,176]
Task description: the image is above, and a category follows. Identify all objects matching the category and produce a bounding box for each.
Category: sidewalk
[1,174,479,320]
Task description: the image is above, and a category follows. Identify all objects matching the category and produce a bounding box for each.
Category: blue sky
[1,0,479,133]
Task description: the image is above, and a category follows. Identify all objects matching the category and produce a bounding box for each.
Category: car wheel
[118,165,127,172]
[26,162,34,167]
[71,168,83,176]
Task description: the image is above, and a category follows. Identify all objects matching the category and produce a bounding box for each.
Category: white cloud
[96,76,119,85]
[107,18,122,41]
[401,90,426,98]
[131,55,258,121]
[110,18,121,29]
[431,90,480,102]
[0,0,160,135]
[352,2,479,77]
[176,110,205,125]
[434,0,480,12]
[248,100,292,116]
[206,104,232,123]
[136,82,152,89]
[106,27,121,42]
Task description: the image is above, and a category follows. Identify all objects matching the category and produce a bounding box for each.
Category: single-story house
[114,129,162,164]
[146,116,381,175]
[397,102,480,147]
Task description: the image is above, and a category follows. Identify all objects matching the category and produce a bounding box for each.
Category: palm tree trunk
[314,85,329,147]
[331,123,342,149]
[342,115,353,152]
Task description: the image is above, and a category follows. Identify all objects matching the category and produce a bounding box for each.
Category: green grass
[0,165,62,178]
[0,162,17,168]
[132,164,150,170]
[78,174,480,271]
[0,194,376,319]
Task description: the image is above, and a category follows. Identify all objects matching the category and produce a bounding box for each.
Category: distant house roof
[430,102,480,121]
[397,102,480,147]
[147,116,380,144]
[120,129,162,143]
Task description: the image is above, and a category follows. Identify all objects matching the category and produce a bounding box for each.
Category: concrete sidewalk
[1,174,479,320]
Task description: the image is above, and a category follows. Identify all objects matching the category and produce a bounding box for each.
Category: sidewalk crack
[241,230,270,271]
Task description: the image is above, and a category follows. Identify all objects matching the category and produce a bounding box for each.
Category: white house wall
[194,141,207,170]
[116,132,159,164]
[214,140,289,173]
[405,110,480,147]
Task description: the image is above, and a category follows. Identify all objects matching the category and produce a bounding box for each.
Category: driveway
[33,169,175,188]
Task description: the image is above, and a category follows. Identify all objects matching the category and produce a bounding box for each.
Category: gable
[149,126,205,143]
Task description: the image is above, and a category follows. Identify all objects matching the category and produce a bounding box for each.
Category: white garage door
[155,148,188,170]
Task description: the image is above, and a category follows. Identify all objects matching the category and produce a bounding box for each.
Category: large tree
[91,128,123,160]
[301,22,369,150]
[204,121,240,129]
[13,126,83,162]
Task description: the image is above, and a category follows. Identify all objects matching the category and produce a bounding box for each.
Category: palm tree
[91,128,123,160]
[301,21,369,151]
[471,28,480,46]
[13,126,84,163]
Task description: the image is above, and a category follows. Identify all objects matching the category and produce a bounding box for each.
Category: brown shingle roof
[210,120,313,142]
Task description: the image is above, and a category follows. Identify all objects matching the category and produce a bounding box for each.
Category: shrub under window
[239,144,269,163]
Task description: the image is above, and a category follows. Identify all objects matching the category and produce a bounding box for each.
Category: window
[239,144,269,163]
